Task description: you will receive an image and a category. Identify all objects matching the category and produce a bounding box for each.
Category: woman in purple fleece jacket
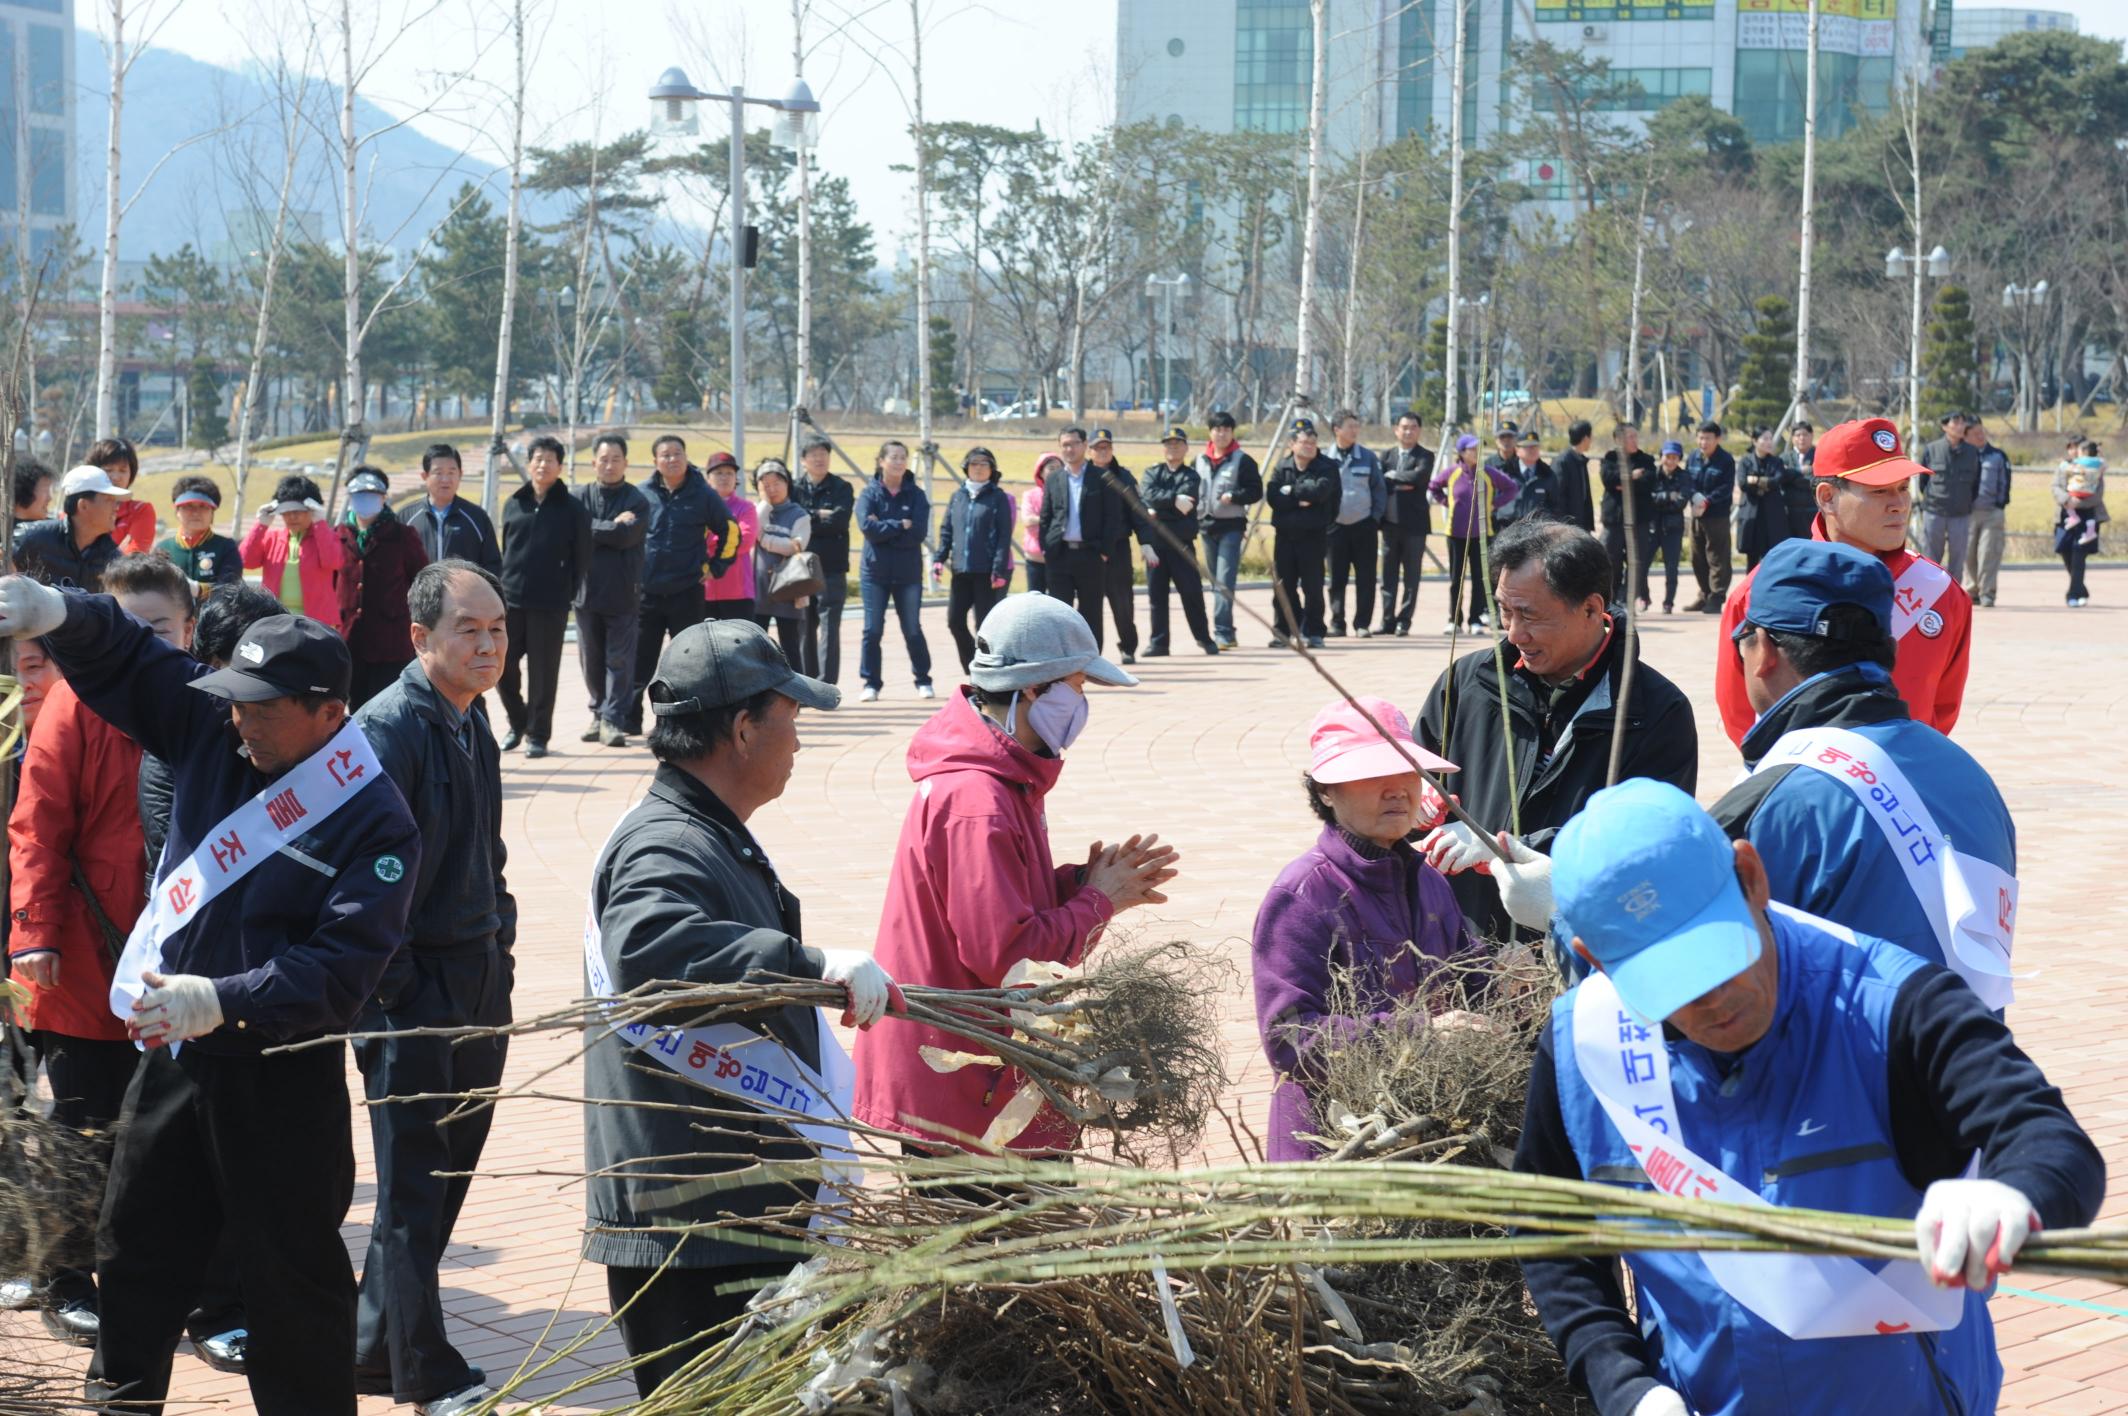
[1253,695,1481,1160]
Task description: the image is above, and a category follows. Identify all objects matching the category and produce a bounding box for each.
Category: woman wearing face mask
[240,473,347,630]
[853,593,1182,1155]
[336,466,431,707]
[1251,696,1480,1160]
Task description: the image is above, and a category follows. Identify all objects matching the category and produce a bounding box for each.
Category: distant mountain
[74,29,553,262]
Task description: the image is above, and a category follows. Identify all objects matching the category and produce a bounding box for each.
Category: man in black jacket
[402,444,503,576]
[1599,425,1656,606]
[0,580,420,1416]
[1138,425,1217,656]
[1380,410,1436,636]
[498,436,593,758]
[1088,428,1142,664]
[1265,417,1338,648]
[1039,426,1113,649]
[1195,411,1261,649]
[15,465,127,591]
[791,435,854,684]
[350,560,514,1416]
[1414,519,1697,945]
[577,434,651,747]
[624,435,732,735]
[1548,420,1598,533]
[586,620,896,1399]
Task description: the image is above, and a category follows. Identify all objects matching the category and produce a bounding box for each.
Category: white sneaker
[859,686,880,702]
[916,684,936,699]
[1440,620,1457,635]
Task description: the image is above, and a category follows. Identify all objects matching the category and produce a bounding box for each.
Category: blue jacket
[39,591,422,1054]
[1687,446,1738,514]
[857,475,930,586]
[934,480,1014,580]
[1521,911,2103,1415]
[1332,441,1387,525]
[1711,664,2014,974]
[1975,445,2013,511]
[639,466,732,596]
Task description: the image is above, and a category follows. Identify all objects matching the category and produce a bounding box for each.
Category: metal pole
[729,87,747,470]
[1793,0,1820,421]
[1160,282,1174,418]
[1443,0,1466,434]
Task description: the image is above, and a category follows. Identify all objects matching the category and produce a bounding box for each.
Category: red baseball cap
[1813,417,1926,488]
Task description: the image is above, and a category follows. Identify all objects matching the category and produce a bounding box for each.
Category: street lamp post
[1145,273,1190,420]
[1885,243,1951,447]
[648,68,822,470]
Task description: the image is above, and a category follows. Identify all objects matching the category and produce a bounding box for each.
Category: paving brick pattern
[6,562,2123,1412]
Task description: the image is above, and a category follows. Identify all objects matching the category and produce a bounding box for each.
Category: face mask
[350,492,385,519]
[1006,681,1089,753]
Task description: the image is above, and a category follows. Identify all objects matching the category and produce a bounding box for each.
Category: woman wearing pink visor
[1250,696,1482,1160]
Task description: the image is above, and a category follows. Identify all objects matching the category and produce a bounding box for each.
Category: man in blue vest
[1515,779,2101,1416]
[1712,538,2017,1009]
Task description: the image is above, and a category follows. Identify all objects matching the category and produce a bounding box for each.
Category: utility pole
[910,0,936,507]
[1443,0,1467,434]
[728,87,749,469]
[1790,0,1820,429]
[484,0,526,518]
[788,0,813,456]
[1293,0,1328,404]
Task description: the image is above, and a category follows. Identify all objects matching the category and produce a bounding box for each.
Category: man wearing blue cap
[1711,539,2017,1008]
[1515,778,2102,1416]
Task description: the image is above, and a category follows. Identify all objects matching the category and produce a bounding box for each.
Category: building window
[28,24,62,116]
[1167,37,1185,57]
[1234,0,1311,133]
[1395,0,1435,137]
[28,126,63,216]
[1533,66,1711,112]
[1733,49,1874,144]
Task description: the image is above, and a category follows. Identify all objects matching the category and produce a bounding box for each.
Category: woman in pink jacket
[1018,453,1058,594]
[853,594,1179,1154]
[703,453,758,620]
[239,473,346,631]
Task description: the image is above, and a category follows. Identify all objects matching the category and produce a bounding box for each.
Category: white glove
[1144,547,1159,568]
[1631,1387,1692,1416]
[0,576,67,639]
[1420,819,1492,875]
[818,949,900,1029]
[1493,835,1555,931]
[132,971,225,1048]
[1175,494,1195,515]
[1915,1178,2040,1290]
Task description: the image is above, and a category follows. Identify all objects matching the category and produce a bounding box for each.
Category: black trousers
[88,1044,357,1416]
[1327,520,1380,631]
[801,578,847,684]
[945,571,1004,672]
[2062,531,2093,600]
[576,607,640,730]
[755,612,805,664]
[1145,542,1212,652]
[1101,543,1139,656]
[498,604,568,743]
[34,1031,138,1305]
[1023,559,1047,595]
[606,1259,791,1400]
[352,949,512,1404]
[1271,528,1327,640]
[1379,527,1427,633]
[349,658,406,711]
[1043,545,1107,650]
[1444,535,1494,626]
[628,586,709,732]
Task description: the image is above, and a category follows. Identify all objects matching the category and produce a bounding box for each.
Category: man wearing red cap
[1714,418,1970,745]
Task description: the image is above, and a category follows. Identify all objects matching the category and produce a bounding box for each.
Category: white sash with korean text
[1571,968,1964,1339]
[582,806,858,1211]
[1755,724,2019,1010]
[108,719,385,1039]
[1890,555,1953,641]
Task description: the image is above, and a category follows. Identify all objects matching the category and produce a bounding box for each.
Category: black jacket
[576,478,652,616]
[1267,451,1339,532]
[1094,462,1145,549]
[1038,463,1115,555]
[1509,458,1573,527]
[1548,448,1598,533]
[42,591,420,1054]
[934,480,1015,580]
[1139,461,1205,550]
[1919,436,1981,517]
[354,659,515,978]
[15,519,120,592]
[791,470,857,575]
[1382,444,1437,532]
[583,764,827,1270]
[640,467,732,597]
[1195,445,1263,532]
[1415,626,1697,943]
[402,497,503,577]
[500,481,594,611]
[1735,452,1799,561]
[1599,448,1657,535]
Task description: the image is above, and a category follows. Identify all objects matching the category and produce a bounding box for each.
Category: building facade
[1942,6,2076,59]
[1,0,74,271]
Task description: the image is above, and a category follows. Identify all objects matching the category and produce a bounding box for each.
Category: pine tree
[928,316,959,420]
[186,357,228,449]
[1730,295,1794,433]
[1921,284,1980,425]
[1417,316,1450,426]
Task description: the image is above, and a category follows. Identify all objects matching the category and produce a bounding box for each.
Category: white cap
[968,594,1137,692]
[60,465,133,499]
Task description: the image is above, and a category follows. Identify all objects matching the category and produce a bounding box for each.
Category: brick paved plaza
[9,561,2125,1412]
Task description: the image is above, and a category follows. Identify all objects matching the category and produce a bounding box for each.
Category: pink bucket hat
[1306,696,1457,784]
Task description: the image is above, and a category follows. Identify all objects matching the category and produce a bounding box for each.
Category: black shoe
[1143,647,1171,658]
[1328,625,1347,638]
[1267,636,1290,650]
[41,1299,99,1347]
[1393,626,1410,637]
[1303,636,1326,650]
[1701,602,1723,614]
[1199,641,1221,656]
[1355,626,1373,639]
[194,1329,249,1374]
[501,729,523,751]
[525,740,548,759]
[1120,651,1137,665]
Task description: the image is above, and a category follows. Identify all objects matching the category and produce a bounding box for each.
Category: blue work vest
[1550,914,1998,1415]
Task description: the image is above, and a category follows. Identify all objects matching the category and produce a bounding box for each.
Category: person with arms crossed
[1325,410,1386,638]
[1138,425,1219,656]
[1379,411,1437,635]
[790,434,855,683]
[576,433,651,747]
[623,435,732,735]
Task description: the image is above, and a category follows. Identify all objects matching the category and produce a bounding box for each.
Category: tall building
[0,0,75,270]
[1118,0,1934,156]
[1943,6,2076,59]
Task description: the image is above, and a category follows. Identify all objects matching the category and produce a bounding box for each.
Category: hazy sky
[129,0,2127,259]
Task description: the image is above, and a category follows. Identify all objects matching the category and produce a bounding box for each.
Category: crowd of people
[0,407,2108,1416]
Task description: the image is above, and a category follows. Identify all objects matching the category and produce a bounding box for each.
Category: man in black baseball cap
[1086,427,1143,664]
[1139,424,1219,655]
[0,574,418,1414]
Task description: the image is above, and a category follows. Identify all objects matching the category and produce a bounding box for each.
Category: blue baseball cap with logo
[1660,439,1684,457]
[1737,538,1893,644]
[1553,779,1762,1023]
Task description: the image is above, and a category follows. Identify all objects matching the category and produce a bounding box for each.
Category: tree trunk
[484,0,527,519]
[792,0,814,448]
[95,0,125,439]
[232,94,304,532]
[1790,0,1820,430]
[910,0,936,510]
[1443,0,1466,431]
[333,0,364,518]
[1293,0,1327,405]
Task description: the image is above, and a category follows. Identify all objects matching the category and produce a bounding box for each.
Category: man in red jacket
[1715,418,1970,744]
[5,554,194,1346]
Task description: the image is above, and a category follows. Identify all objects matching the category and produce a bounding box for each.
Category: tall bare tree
[483,0,529,515]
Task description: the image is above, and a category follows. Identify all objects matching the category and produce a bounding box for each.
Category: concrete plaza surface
[8,562,2126,1412]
